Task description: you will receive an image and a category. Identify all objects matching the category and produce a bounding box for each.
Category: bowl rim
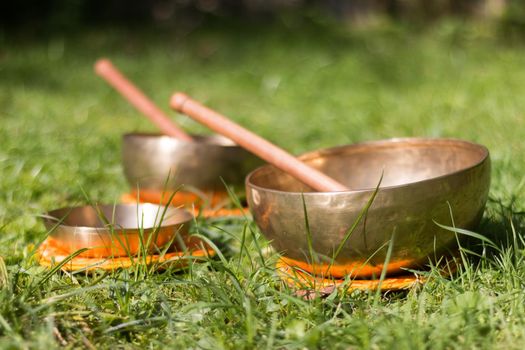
[245,137,490,196]
[122,132,241,148]
[43,203,193,233]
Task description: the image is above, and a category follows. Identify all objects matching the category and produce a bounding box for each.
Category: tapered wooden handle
[95,59,192,142]
[170,92,349,192]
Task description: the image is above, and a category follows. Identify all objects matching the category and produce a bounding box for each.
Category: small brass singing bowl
[122,133,262,192]
[43,203,193,258]
[246,138,491,278]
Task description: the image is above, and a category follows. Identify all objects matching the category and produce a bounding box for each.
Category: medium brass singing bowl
[246,138,491,278]
[122,133,262,192]
[43,203,193,258]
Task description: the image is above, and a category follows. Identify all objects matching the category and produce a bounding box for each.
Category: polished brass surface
[246,138,491,277]
[43,203,193,258]
[122,133,262,191]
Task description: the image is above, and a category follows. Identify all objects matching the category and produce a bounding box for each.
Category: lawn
[1,16,525,348]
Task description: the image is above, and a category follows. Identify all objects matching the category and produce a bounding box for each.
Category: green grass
[1,16,525,348]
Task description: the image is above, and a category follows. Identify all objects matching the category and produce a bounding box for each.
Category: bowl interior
[124,133,238,147]
[47,204,192,230]
[249,139,488,192]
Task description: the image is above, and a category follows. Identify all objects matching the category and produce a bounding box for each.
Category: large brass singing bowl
[123,133,262,192]
[43,203,193,258]
[246,138,491,278]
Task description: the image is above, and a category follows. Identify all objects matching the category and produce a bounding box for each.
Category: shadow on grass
[463,197,525,261]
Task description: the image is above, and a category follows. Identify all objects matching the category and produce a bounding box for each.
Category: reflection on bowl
[122,133,262,192]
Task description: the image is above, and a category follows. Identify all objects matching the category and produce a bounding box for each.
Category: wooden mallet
[170,93,348,192]
[95,59,193,142]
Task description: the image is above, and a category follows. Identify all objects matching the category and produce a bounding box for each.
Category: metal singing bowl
[246,138,491,278]
[122,133,262,192]
[43,203,193,258]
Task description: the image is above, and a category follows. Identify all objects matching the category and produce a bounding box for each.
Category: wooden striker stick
[94,59,192,142]
[170,93,349,192]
